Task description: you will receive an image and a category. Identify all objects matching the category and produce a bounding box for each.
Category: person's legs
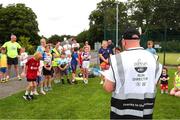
[7,65,11,79]
[48,75,52,90]
[170,88,176,96]
[174,90,180,97]
[14,65,20,79]
[44,76,48,91]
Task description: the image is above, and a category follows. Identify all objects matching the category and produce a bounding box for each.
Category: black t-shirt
[160,74,169,84]
[108,44,115,54]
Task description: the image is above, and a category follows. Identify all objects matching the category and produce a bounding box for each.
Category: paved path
[0,78,26,99]
[0,52,99,99]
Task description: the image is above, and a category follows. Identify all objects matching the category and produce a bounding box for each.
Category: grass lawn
[0,69,180,119]
[158,53,180,65]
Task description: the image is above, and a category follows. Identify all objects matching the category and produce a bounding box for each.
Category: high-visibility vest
[109,47,162,119]
[52,48,60,67]
[175,72,180,89]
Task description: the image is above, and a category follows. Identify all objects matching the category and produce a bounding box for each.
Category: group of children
[20,43,91,100]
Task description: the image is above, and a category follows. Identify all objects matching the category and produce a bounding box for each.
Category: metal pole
[116,2,119,47]
[163,24,167,65]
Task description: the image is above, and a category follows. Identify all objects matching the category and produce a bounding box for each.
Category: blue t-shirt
[36,46,45,55]
[146,48,156,55]
[98,48,112,63]
[71,52,78,65]
[58,58,68,66]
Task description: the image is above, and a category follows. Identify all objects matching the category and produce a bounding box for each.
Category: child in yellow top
[170,64,180,97]
[0,47,8,83]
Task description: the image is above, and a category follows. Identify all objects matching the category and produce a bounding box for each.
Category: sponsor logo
[134,59,148,73]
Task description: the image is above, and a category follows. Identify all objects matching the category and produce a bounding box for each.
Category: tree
[76,30,89,44]
[128,0,180,33]
[0,3,39,45]
[88,0,128,45]
[18,36,35,54]
[48,34,62,44]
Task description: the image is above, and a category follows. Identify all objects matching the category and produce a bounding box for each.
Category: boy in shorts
[22,52,42,100]
[0,47,7,83]
[58,52,71,84]
[71,47,79,83]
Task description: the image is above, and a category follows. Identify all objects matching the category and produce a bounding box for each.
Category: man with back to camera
[101,28,162,119]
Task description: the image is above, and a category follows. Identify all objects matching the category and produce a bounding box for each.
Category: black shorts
[7,57,18,65]
[27,79,36,82]
[43,67,53,76]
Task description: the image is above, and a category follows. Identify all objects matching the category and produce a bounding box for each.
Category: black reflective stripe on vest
[110,111,153,119]
[111,97,155,110]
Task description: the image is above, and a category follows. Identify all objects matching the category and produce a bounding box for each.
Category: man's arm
[103,78,115,93]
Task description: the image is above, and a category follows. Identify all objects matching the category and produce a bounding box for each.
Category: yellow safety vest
[52,48,61,67]
[175,72,180,89]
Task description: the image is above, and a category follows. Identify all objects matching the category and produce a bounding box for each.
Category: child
[82,47,91,84]
[19,47,28,71]
[22,52,42,100]
[58,52,71,84]
[115,47,121,54]
[170,64,180,97]
[43,45,53,92]
[146,40,156,55]
[159,67,169,94]
[35,61,46,95]
[0,47,7,83]
[78,48,83,72]
[66,54,72,74]
[71,47,79,83]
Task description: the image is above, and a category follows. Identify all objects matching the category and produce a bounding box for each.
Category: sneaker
[67,79,72,84]
[72,80,78,84]
[85,80,88,84]
[23,95,30,101]
[165,90,168,94]
[18,76,22,81]
[40,90,46,95]
[161,90,164,94]
[44,87,49,92]
[48,87,52,91]
[33,91,39,95]
[100,81,104,85]
[1,79,6,83]
[28,95,34,100]
[54,80,58,84]
[5,78,8,82]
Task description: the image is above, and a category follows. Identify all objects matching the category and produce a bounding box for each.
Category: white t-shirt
[63,44,72,55]
[72,43,80,48]
[101,47,162,94]
[19,52,28,66]
[58,46,63,53]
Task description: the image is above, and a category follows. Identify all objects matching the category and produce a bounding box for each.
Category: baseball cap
[122,28,140,40]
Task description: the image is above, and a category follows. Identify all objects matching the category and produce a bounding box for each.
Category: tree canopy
[0,3,39,45]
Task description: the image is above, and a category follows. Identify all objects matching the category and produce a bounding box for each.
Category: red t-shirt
[26,58,40,79]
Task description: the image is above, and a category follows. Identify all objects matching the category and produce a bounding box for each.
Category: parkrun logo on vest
[134,59,148,73]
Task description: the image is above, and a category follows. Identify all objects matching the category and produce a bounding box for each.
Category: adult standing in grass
[99,40,113,84]
[2,35,22,80]
[107,39,115,54]
[102,28,162,119]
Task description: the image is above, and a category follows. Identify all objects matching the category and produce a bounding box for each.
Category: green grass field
[0,69,180,119]
[158,53,180,65]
